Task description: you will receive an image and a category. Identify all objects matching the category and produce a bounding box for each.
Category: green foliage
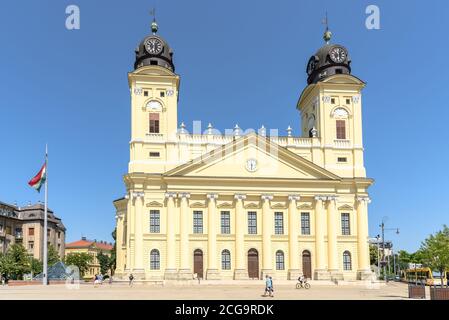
[419,225,449,283]
[64,252,93,277]
[369,244,378,265]
[97,251,112,276]
[0,253,16,278]
[47,244,60,266]
[29,258,43,275]
[6,244,31,279]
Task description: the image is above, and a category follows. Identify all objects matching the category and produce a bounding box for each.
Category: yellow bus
[402,267,448,286]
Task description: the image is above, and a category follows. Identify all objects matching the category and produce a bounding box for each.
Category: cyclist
[297,275,305,287]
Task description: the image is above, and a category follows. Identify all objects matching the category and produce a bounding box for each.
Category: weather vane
[150,8,158,34]
[150,8,156,22]
[322,11,332,44]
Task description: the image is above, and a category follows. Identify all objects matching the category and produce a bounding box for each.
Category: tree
[419,225,449,286]
[7,244,31,279]
[0,253,16,279]
[64,253,93,278]
[369,244,378,266]
[29,258,43,276]
[47,244,60,266]
[97,252,112,276]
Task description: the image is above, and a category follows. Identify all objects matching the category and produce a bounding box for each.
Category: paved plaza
[0,281,425,300]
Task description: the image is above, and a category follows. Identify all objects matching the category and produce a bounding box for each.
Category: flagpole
[43,144,48,285]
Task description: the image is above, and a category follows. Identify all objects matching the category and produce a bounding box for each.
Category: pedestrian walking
[263,275,274,297]
[129,273,134,287]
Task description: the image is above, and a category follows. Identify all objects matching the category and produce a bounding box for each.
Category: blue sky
[0,0,447,252]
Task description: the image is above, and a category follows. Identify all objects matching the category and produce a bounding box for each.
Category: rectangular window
[337,157,347,163]
[301,212,310,235]
[144,90,148,97]
[57,232,61,239]
[331,98,336,104]
[341,213,351,235]
[149,152,160,157]
[28,228,35,236]
[28,241,34,250]
[346,98,351,105]
[47,229,51,237]
[149,210,160,233]
[248,212,257,234]
[160,91,165,98]
[274,212,284,235]
[193,211,203,234]
[220,211,230,234]
[336,120,346,139]
[149,113,160,133]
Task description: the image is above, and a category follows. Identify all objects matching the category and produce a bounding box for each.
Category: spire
[322,12,332,44]
[150,8,158,34]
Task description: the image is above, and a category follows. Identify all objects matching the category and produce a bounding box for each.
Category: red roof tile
[66,239,113,251]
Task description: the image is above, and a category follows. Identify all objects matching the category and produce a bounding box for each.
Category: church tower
[297,27,367,179]
[128,19,180,174]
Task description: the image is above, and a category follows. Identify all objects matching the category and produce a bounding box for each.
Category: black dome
[306,43,351,84]
[134,22,175,71]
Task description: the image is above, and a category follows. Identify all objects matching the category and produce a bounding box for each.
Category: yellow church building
[113,20,373,281]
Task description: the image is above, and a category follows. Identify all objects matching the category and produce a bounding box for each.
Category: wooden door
[248,249,259,279]
[194,249,203,279]
[302,250,312,279]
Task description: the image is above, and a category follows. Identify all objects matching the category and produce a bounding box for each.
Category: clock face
[329,47,347,63]
[145,37,163,55]
[307,57,317,75]
[246,159,257,172]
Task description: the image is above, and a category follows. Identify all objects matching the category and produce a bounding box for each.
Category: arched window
[343,251,352,271]
[150,249,160,270]
[221,250,231,270]
[276,250,285,270]
[333,108,348,140]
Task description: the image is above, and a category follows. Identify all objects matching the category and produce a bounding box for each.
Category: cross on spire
[322,12,332,44]
[150,8,158,34]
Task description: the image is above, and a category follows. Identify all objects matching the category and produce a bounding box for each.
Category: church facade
[113,21,373,281]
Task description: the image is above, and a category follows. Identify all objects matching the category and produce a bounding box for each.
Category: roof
[65,239,113,251]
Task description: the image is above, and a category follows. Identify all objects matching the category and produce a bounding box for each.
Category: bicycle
[296,280,311,289]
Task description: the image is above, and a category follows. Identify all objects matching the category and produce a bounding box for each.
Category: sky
[0,0,448,252]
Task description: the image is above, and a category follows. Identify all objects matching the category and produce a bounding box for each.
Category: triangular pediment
[338,204,354,211]
[165,133,340,181]
[146,201,164,207]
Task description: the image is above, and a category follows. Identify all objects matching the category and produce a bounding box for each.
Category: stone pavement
[0,281,423,300]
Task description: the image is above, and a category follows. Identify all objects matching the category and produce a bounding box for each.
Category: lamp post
[380,219,399,283]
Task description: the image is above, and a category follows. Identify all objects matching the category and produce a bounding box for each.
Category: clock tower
[298,27,367,179]
[128,20,180,174]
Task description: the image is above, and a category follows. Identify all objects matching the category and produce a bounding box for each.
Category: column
[314,196,330,280]
[288,195,301,280]
[125,193,132,272]
[261,194,273,277]
[327,196,343,279]
[356,196,372,280]
[233,194,248,279]
[164,192,177,279]
[178,193,192,279]
[206,193,220,279]
[132,191,145,278]
[115,212,124,276]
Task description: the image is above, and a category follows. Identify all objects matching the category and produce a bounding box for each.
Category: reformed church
[113,20,373,281]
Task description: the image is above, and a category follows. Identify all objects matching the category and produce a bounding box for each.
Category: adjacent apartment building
[0,201,66,260]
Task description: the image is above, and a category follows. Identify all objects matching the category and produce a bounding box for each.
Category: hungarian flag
[28,162,47,192]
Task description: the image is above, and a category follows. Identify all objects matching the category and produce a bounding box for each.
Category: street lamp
[380,219,399,283]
